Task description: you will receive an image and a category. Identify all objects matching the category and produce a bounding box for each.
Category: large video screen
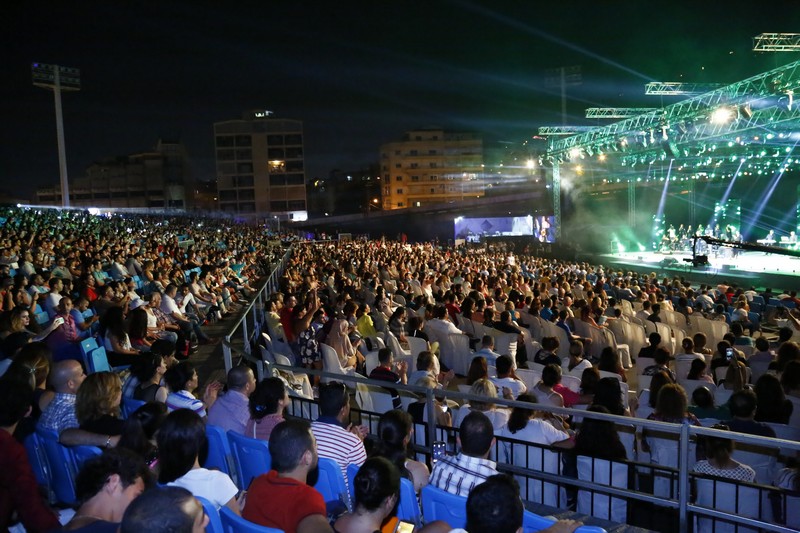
[454,215,557,243]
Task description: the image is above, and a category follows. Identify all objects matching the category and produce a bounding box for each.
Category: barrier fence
[220,244,800,532]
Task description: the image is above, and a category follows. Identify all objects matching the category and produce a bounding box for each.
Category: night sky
[3,1,799,200]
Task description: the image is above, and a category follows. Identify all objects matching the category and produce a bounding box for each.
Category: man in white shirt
[490,355,526,399]
[44,277,64,319]
[474,335,503,368]
[425,305,467,346]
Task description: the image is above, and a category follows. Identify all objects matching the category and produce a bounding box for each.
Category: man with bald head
[207,365,257,434]
[40,360,119,447]
[39,359,85,435]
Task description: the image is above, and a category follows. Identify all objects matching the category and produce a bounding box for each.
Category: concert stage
[599,249,800,291]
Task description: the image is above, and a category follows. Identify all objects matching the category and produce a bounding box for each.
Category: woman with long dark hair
[118,402,167,470]
[101,306,140,367]
[332,457,403,533]
[245,377,289,441]
[575,405,627,461]
[370,410,429,493]
[157,409,239,513]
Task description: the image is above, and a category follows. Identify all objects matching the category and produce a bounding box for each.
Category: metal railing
[263,364,800,533]
[220,245,292,374]
[218,244,800,531]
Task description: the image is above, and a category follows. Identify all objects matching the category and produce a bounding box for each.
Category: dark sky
[3,1,799,199]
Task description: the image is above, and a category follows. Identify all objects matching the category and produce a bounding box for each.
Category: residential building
[35,139,193,208]
[214,111,307,219]
[379,128,484,210]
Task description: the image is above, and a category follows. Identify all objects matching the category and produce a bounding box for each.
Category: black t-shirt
[80,414,125,436]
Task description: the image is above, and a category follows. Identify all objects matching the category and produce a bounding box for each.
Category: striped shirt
[429,453,498,497]
[311,418,367,484]
[166,390,206,417]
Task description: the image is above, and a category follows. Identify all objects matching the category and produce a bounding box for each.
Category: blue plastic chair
[523,510,557,531]
[227,431,271,490]
[219,506,284,533]
[79,337,99,358]
[36,427,79,506]
[197,496,224,533]
[87,346,111,373]
[71,445,102,470]
[346,463,420,524]
[421,484,467,529]
[204,425,237,487]
[313,457,349,508]
[23,432,50,489]
[121,397,146,419]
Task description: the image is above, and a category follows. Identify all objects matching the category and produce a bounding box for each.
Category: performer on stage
[766,229,776,243]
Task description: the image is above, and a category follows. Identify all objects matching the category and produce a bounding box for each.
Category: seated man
[207,365,256,434]
[311,382,367,483]
[121,486,208,533]
[490,355,526,399]
[368,347,408,409]
[40,359,120,447]
[64,449,150,532]
[642,347,676,381]
[243,419,332,533]
[0,379,60,533]
[461,474,581,533]
[429,411,498,497]
[474,335,503,368]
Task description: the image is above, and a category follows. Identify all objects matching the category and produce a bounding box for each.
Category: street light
[32,63,80,208]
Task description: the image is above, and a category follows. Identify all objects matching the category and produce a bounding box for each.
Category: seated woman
[371,410,429,493]
[692,423,755,481]
[533,363,589,409]
[575,405,627,461]
[642,383,701,453]
[157,409,240,513]
[76,371,125,436]
[454,378,509,431]
[579,366,601,398]
[100,306,141,367]
[688,386,730,421]
[407,375,452,427]
[333,457,424,533]
[387,307,408,346]
[754,374,792,424]
[245,377,289,441]
[325,318,365,372]
[164,361,220,418]
[497,392,574,455]
[593,377,630,417]
[118,402,168,470]
[466,355,488,386]
[686,358,714,384]
[598,346,627,383]
[130,352,168,403]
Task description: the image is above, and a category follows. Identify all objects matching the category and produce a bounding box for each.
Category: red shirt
[0,430,60,533]
[242,470,326,533]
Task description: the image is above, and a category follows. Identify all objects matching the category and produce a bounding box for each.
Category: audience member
[245,376,289,441]
[207,365,257,434]
[120,486,208,533]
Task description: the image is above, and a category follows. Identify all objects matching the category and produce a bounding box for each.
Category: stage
[598,249,800,291]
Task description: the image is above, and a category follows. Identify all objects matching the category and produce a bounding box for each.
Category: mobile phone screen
[432,441,446,464]
[393,520,415,533]
[726,348,733,360]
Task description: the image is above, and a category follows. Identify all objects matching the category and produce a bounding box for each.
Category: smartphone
[393,520,415,533]
[432,441,446,464]
[725,347,734,360]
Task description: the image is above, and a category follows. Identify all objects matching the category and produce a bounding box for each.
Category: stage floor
[598,250,800,291]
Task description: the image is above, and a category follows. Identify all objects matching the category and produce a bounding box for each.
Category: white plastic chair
[444,333,473,377]
[320,342,358,384]
[577,456,628,523]
[693,477,761,533]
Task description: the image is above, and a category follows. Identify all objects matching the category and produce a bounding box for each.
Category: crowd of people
[2,206,800,532]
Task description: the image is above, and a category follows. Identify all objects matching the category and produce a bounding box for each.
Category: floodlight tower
[32,63,81,208]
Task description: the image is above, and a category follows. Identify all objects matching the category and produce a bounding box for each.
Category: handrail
[263,362,800,532]
[220,245,293,373]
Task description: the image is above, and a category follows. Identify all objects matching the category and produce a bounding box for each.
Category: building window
[237,163,253,173]
[430,188,435,194]
[288,200,306,210]
[268,160,285,173]
[410,150,418,156]
[411,176,419,182]
[396,176,403,181]
[430,175,438,181]
[410,162,418,169]
[238,189,255,201]
[219,190,237,201]
[429,162,437,168]
[429,150,437,155]
[396,189,403,194]
[235,175,254,187]
[285,160,303,172]
[269,175,286,186]
[268,148,285,159]
[397,202,404,207]
[236,149,252,160]
[395,163,401,168]
[394,150,401,155]
[238,202,255,212]
[267,135,284,145]
[234,135,252,147]
[216,136,234,147]
[285,134,302,145]
[217,149,235,161]
[270,200,288,211]
[286,174,304,185]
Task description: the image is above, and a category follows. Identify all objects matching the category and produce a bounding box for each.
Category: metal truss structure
[645,82,724,95]
[585,107,659,118]
[537,126,595,135]
[544,59,800,237]
[753,33,800,52]
[548,59,800,160]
